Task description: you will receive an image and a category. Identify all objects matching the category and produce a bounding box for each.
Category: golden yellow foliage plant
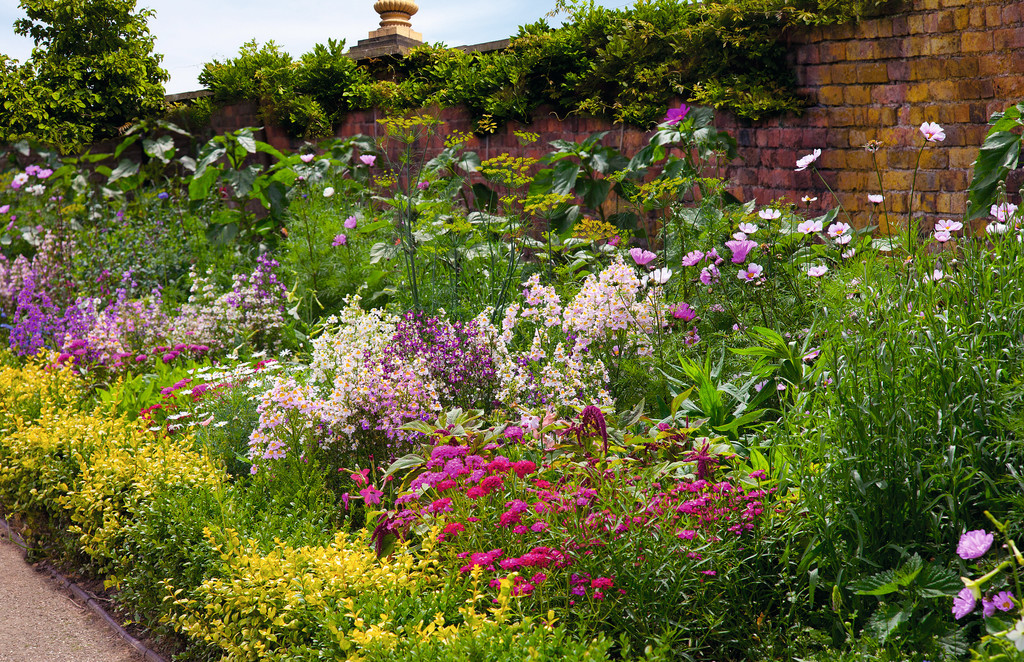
[60,432,223,576]
[0,350,84,434]
[0,409,129,545]
[167,530,530,662]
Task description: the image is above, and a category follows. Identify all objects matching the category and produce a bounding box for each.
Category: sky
[0,0,633,94]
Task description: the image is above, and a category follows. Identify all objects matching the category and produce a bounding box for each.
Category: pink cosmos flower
[797,220,823,234]
[629,247,657,267]
[344,215,358,229]
[36,168,53,179]
[758,208,781,221]
[957,529,994,559]
[300,154,315,163]
[725,239,757,264]
[10,173,28,189]
[663,105,690,125]
[360,154,376,166]
[953,587,976,620]
[737,263,763,281]
[842,247,856,259]
[806,265,828,277]
[668,302,697,321]
[681,250,704,267]
[827,222,851,239]
[934,229,952,243]
[920,121,945,142]
[739,222,758,234]
[991,203,1018,223]
[417,181,429,190]
[0,205,8,214]
[795,149,821,172]
[699,264,720,285]
[983,597,997,618]
[935,219,963,233]
[868,194,884,204]
[25,165,39,176]
[801,195,818,205]
[332,233,347,246]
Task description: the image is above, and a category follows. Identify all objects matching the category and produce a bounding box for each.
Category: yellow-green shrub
[0,409,134,544]
[61,432,224,574]
[170,531,470,661]
[0,351,84,433]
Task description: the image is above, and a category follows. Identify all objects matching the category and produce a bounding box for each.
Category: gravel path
[0,538,140,662]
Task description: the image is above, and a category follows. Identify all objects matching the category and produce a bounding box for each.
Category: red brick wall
[211,0,1024,229]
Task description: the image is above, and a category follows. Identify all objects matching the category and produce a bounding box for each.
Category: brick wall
[211,0,1024,229]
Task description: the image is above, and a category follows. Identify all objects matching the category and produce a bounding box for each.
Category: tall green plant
[1,0,168,148]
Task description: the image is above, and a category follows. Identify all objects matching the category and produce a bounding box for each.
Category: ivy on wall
[196,0,900,138]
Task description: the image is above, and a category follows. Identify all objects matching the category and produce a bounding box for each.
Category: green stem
[907,143,926,258]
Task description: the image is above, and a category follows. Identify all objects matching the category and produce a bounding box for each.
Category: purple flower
[953,587,976,620]
[300,153,315,163]
[681,250,704,267]
[983,597,997,617]
[360,485,384,505]
[663,105,690,125]
[157,191,169,200]
[344,215,358,229]
[332,234,347,247]
[417,181,430,190]
[725,239,757,264]
[993,591,1016,612]
[737,263,764,282]
[669,302,697,321]
[699,264,719,285]
[360,154,376,166]
[957,529,994,560]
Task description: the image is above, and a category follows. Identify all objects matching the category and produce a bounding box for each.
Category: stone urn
[373,0,419,32]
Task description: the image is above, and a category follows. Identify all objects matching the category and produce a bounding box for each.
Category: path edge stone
[0,516,168,662]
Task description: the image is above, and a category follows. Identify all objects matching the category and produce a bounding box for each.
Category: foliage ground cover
[1,97,1024,662]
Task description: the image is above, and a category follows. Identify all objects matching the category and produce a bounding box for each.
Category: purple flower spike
[957,529,994,560]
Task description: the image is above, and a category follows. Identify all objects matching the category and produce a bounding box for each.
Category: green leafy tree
[0,0,168,148]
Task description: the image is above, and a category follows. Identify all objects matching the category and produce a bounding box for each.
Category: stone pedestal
[347,0,423,60]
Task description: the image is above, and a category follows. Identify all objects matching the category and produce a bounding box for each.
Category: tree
[0,0,168,148]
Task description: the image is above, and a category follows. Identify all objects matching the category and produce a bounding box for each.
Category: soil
[0,538,141,662]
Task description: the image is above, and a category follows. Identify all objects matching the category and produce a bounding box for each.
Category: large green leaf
[142,135,175,163]
[966,127,1022,221]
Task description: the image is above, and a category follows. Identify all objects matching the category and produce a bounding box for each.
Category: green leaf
[142,135,175,163]
[852,570,900,596]
[369,241,400,264]
[915,564,962,598]
[966,129,1022,221]
[895,553,924,587]
[864,603,910,645]
[550,159,580,195]
[108,157,139,182]
[382,453,425,479]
